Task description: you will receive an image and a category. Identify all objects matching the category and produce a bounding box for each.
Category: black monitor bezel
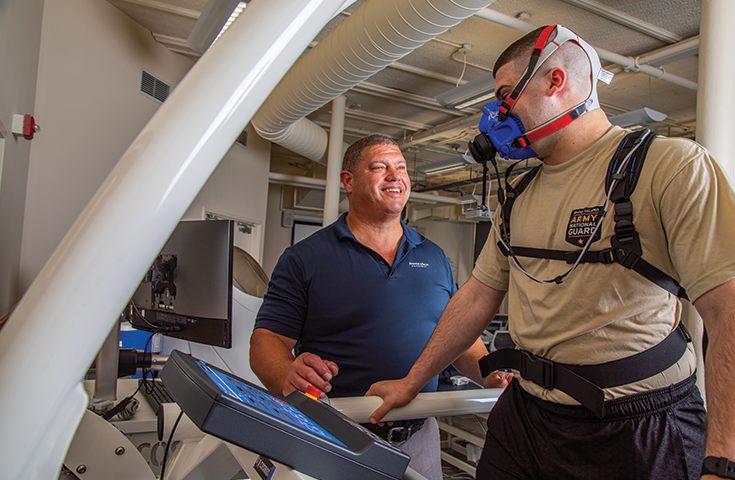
[128,220,234,349]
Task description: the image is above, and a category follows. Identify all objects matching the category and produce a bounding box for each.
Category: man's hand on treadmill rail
[365,378,421,425]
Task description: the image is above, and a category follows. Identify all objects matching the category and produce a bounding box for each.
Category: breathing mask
[469,24,613,162]
[475,100,537,160]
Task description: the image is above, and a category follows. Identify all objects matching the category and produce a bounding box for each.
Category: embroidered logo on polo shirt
[409,262,429,268]
[566,206,603,247]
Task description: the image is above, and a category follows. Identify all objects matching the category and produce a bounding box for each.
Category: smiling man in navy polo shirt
[250,135,511,479]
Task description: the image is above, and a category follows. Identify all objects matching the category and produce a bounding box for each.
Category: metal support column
[324,95,346,226]
[696,0,735,178]
[688,0,735,404]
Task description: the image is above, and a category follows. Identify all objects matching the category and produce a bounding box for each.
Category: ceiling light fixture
[414,154,478,175]
[608,107,667,128]
[435,73,496,110]
[187,0,249,54]
[211,2,247,47]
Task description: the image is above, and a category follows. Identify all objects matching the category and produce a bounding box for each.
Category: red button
[305,385,322,400]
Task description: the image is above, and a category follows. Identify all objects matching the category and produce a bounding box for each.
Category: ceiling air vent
[139,69,170,104]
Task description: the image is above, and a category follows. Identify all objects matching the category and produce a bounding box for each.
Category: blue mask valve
[478,101,537,160]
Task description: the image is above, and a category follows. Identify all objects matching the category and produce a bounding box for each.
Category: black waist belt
[361,419,425,444]
[479,322,691,418]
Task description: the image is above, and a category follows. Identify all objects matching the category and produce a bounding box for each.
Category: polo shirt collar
[335,213,426,247]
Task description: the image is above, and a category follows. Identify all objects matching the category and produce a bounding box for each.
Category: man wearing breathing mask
[366,25,735,480]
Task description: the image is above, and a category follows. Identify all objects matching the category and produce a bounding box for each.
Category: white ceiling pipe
[399,112,483,149]
[266,117,331,162]
[410,191,463,205]
[388,60,470,85]
[599,47,698,90]
[269,172,331,188]
[353,82,474,117]
[605,35,700,78]
[268,172,463,205]
[252,0,499,163]
[474,8,698,91]
[473,7,536,33]
[0,1,347,478]
[637,35,700,67]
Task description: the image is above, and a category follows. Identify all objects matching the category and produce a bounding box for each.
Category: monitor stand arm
[94,321,120,401]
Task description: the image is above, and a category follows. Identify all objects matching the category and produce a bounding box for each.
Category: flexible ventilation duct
[252,0,496,163]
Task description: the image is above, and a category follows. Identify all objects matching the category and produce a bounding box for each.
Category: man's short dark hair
[342,135,399,173]
[493,26,549,78]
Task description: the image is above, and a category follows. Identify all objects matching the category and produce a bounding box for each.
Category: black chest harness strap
[481,129,692,418]
[498,129,688,299]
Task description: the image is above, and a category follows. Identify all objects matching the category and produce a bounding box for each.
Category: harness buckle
[597,248,621,264]
[520,351,555,390]
[614,219,636,245]
[387,422,424,444]
[614,201,633,219]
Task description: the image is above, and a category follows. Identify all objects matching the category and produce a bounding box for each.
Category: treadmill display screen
[196,361,346,447]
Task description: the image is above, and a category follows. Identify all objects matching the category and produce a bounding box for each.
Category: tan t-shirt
[473,126,735,404]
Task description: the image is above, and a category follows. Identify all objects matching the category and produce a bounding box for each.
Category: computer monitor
[126,219,234,348]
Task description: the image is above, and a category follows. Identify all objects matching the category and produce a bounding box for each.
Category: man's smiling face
[343,144,410,218]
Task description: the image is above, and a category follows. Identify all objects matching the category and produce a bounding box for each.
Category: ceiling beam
[343,110,434,132]
[115,0,200,19]
[475,8,697,90]
[559,0,683,44]
[352,82,478,117]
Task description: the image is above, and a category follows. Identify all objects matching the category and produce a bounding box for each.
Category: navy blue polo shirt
[254,213,456,398]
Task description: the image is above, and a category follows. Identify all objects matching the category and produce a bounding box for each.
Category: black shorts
[477,375,706,480]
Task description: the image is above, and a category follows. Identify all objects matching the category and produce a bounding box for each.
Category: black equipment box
[160,350,411,480]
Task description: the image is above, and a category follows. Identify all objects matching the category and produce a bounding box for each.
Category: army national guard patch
[566,206,603,247]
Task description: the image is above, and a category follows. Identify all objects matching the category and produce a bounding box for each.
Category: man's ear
[546,67,567,97]
[340,170,353,193]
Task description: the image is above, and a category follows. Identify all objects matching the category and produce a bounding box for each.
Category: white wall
[18,0,194,294]
[0,0,45,316]
[262,183,294,278]
[413,219,475,288]
[182,123,272,263]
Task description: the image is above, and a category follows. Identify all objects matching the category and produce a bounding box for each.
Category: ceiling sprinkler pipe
[475,8,698,91]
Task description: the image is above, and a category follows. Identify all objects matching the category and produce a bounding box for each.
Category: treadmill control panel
[160,350,410,480]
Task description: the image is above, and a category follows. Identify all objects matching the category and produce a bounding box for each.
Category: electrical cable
[129,299,181,333]
[140,333,159,396]
[160,409,184,480]
[101,387,141,421]
[490,130,652,285]
[456,51,468,87]
[450,50,493,73]
[130,300,160,331]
